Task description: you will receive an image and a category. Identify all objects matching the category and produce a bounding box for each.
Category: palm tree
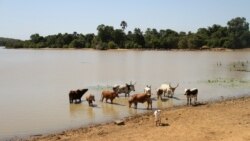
[120,21,127,31]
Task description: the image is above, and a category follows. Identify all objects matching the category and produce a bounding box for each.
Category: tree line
[1,17,250,49]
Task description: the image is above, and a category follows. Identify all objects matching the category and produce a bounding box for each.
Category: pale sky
[0,0,250,40]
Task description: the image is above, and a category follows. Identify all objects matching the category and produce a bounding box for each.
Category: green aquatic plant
[204,78,250,88]
[229,61,249,72]
[88,85,113,90]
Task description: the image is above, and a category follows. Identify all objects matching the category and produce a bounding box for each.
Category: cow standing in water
[128,93,152,110]
[100,90,119,104]
[184,88,198,105]
[157,83,179,98]
[69,89,88,103]
[85,94,95,106]
[113,82,136,97]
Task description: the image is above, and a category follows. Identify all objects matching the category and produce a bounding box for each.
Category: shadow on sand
[160,123,170,126]
[191,102,207,107]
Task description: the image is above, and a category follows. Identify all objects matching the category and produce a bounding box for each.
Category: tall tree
[120,21,127,31]
[112,29,126,47]
[133,28,145,47]
[30,33,43,43]
[97,24,114,43]
[227,17,249,48]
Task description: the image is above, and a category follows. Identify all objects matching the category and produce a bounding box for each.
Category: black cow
[69,89,88,103]
[184,88,198,105]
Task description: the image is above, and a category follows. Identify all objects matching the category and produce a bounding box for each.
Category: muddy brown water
[0,47,249,140]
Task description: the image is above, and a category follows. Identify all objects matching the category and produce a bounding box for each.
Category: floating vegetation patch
[88,85,113,90]
[205,78,250,88]
[229,61,250,72]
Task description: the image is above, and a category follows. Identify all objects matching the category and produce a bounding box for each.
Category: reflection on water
[156,98,174,109]
[0,48,250,140]
[69,104,87,118]
[101,103,119,118]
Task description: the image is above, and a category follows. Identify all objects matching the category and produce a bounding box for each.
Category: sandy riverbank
[25,96,250,141]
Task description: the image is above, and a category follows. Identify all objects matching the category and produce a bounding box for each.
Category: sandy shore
[24,96,250,141]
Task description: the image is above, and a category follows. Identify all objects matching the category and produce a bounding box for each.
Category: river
[0,47,249,140]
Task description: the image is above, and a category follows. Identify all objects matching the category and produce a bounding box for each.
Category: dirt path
[27,97,250,141]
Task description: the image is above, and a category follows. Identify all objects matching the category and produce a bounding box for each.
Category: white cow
[144,85,152,96]
[157,83,179,98]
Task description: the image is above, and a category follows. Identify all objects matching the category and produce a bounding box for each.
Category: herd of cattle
[68,82,198,109]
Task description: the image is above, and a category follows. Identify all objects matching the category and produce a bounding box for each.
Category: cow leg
[134,102,138,109]
[147,100,152,110]
[186,97,189,105]
[111,99,113,104]
[125,93,129,97]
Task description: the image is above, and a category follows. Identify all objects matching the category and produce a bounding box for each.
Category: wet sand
[26,96,250,141]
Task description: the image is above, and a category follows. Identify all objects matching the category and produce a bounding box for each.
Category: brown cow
[85,94,95,106]
[128,93,152,110]
[100,90,119,104]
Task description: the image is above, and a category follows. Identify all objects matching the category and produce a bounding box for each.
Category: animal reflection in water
[69,104,85,117]
[156,98,174,109]
[101,103,119,118]
[69,104,95,119]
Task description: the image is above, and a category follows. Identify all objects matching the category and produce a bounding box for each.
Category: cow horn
[175,83,179,88]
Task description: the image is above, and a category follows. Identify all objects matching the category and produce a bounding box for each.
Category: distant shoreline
[2,46,250,52]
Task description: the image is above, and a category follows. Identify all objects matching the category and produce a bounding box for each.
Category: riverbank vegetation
[1,17,250,50]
